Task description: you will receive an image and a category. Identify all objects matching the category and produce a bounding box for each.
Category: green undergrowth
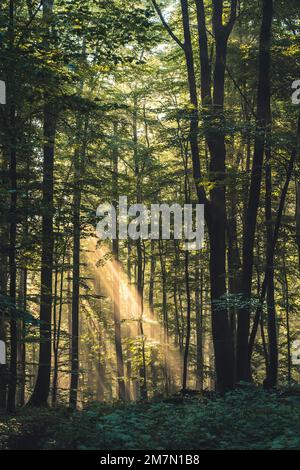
[1,386,300,450]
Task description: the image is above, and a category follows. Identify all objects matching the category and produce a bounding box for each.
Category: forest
[0,0,300,452]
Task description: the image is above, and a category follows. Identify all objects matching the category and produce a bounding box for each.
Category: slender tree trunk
[237,0,274,382]
[7,0,18,412]
[0,255,8,408]
[125,240,132,400]
[182,163,192,391]
[0,140,8,407]
[248,113,300,362]
[52,239,60,404]
[158,238,169,392]
[52,249,65,406]
[112,121,126,401]
[29,103,56,406]
[113,255,126,400]
[132,97,148,399]
[264,138,278,388]
[18,268,27,406]
[69,41,89,407]
[28,0,56,408]
[149,239,155,328]
[282,252,291,386]
[296,181,300,271]
[173,282,183,353]
[227,141,242,355]
[69,147,81,408]
[148,239,158,394]
[195,261,204,390]
[182,250,191,391]
[19,145,30,407]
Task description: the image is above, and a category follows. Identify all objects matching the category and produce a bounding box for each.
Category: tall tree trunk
[182,163,192,391]
[182,249,191,391]
[132,97,148,400]
[19,144,30,407]
[237,0,273,382]
[18,268,27,406]
[7,0,18,412]
[173,282,183,353]
[112,121,126,401]
[227,140,242,355]
[154,0,236,392]
[69,39,89,407]
[29,103,56,406]
[264,137,278,388]
[195,260,204,390]
[296,181,300,271]
[52,238,60,405]
[0,135,8,408]
[282,251,291,386]
[94,286,105,401]
[0,255,8,408]
[158,239,169,393]
[248,113,300,366]
[69,147,81,408]
[0,3,10,409]
[125,240,133,400]
[194,0,237,391]
[52,247,65,406]
[149,239,156,327]
[28,0,56,408]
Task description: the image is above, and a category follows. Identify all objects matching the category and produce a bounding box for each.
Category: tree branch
[151,0,185,50]
[16,0,43,46]
[225,0,238,35]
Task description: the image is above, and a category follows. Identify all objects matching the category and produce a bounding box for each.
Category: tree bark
[296,181,300,270]
[248,113,300,366]
[6,0,18,413]
[112,121,126,401]
[237,0,274,382]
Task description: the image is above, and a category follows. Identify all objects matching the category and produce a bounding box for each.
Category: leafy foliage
[1,388,300,450]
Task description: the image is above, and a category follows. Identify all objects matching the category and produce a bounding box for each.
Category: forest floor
[0,386,300,450]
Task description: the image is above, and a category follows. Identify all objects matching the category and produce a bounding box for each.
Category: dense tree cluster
[0,0,299,413]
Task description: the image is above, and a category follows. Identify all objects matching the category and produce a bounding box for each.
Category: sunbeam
[83,237,188,399]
